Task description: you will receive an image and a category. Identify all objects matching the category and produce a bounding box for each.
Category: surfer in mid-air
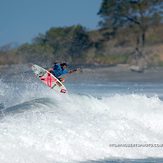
[48,62,80,82]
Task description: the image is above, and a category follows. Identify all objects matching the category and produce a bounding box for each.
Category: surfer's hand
[48,68,53,72]
[76,68,82,72]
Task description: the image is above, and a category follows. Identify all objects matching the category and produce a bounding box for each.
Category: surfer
[48,63,79,82]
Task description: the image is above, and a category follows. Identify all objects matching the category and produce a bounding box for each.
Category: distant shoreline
[1,63,163,82]
[72,64,163,83]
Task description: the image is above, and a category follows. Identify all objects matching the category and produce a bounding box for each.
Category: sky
[0,0,101,46]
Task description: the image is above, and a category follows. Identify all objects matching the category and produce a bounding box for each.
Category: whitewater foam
[0,92,163,163]
[0,75,163,163]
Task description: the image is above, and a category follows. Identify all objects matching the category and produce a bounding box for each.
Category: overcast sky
[0,0,101,46]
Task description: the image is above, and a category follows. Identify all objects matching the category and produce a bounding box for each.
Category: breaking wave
[0,80,163,163]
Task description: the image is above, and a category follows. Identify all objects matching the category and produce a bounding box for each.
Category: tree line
[0,0,163,65]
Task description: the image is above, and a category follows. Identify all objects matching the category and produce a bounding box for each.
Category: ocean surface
[0,65,163,163]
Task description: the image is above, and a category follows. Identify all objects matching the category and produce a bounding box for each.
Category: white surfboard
[31,64,67,93]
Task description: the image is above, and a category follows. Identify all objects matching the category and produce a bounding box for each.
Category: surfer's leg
[58,78,65,83]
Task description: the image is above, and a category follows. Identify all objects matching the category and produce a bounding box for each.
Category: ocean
[0,65,163,163]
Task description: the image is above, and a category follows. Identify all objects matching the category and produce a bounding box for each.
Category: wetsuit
[51,63,68,78]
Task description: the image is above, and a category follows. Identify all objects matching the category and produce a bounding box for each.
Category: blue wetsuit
[52,63,68,78]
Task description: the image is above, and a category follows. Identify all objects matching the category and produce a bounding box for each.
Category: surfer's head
[61,63,68,69]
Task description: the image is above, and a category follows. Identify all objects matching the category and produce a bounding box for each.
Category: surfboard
[31,64,67,93]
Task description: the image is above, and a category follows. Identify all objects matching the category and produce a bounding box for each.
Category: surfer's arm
[69,68,80,74]
[58,68,81,78]
[48,68,53,71]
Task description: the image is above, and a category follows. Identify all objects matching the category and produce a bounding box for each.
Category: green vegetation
[0,0,163,66]
[98,0,163,48]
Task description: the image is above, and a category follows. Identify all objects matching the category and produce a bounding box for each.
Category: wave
[0,92,163,163]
